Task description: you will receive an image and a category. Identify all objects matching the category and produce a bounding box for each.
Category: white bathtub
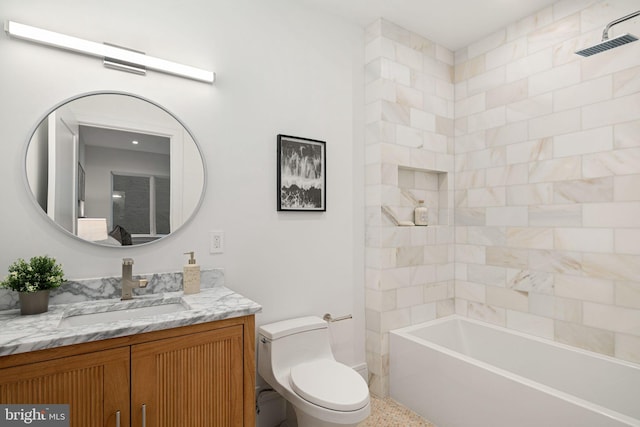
[389,315,640,427]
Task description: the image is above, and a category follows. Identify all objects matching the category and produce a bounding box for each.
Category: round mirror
[25,92,206,247]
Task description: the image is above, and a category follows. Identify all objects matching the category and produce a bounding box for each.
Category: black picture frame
[277,134,326,211]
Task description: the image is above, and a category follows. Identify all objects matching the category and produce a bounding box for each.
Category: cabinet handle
[141,404,146,427]
[115,410,120,427]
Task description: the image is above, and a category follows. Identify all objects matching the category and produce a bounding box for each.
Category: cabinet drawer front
[0,347,130,427]
[132,325,244,427]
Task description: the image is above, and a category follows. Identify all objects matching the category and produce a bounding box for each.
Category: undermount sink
[59,303,187,328]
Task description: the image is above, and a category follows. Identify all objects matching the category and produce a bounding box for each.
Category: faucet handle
[122,258,134,265]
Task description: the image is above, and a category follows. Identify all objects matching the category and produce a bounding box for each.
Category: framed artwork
[277,134,326,211]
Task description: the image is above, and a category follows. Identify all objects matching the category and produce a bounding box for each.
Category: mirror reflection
[25,93,205,246]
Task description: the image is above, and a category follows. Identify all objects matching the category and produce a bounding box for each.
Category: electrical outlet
[209,231,224,254]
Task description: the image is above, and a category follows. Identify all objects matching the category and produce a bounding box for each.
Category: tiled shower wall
[454,0,640,364]
[365,0,640,397]
[364,19,455,396]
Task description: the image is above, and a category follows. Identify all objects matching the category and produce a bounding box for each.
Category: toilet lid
[289,359,369,411]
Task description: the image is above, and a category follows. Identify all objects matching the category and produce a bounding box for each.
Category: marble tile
[527,14,580,54]
[507,269,554,295]
[616,281,640,310]
[553,127,613,157]
[410,108,436,132]
[486,206,528,226]
[553,274,614,304]
[529,204,582,226]
[614,120,640,149]
[554,228,614,254]
[615,333,640,365]
[582,93,640,130]
[486,39,527,69]
[529,156,582,183]
[583,302,640,336]
[455,208,486,226]
[455,93,485,119]
[506,310,554,340]
[396,285,424,308]
[506,93,553,122]
[505,138,552,164]
[468,67,506,96]
[615,229,640,255]
[467,106,506,133]
[506,49,553,82]
[486,78,529,109]
[486,246,529,269]
[583,202,640,228]
[583,147,640,178]
[455,281,486,303]
[554,320,615,356]
[506,183,554,206]
[528,109,581,140]
[529,250,582,275]
[583,253,640,281]
[529,61,581,97]
[466,226,507,246]
[506,227,554,249]
[467,264,507,287]
[487,287,528,312]
[467,302,506,326]
[486,164,529,187]
[529,294,581,322]
[455,244,486,264]
[468,30,507,59]
[614,175,640,202]
[553,177,613,204]
[467,187,506,207]
[553,75,612,112]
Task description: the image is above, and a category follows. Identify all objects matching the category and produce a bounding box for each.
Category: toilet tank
[258,316,335,381]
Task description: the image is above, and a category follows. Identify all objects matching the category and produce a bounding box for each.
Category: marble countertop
[0,286,262,356]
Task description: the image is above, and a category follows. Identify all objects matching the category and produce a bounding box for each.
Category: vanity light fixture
[4,21,215,83]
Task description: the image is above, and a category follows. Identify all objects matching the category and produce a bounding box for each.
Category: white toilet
[258,316,371,427]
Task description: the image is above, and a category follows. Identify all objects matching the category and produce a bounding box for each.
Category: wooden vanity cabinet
[0,315,255,427]
[0,347,130,427]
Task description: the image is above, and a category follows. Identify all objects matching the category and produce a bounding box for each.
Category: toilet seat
[289,359,369,412]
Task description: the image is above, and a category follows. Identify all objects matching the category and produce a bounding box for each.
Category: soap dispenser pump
[183,251,201,294]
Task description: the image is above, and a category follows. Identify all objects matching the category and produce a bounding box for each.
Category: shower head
[575,10,640,57]
[575,33,638,57]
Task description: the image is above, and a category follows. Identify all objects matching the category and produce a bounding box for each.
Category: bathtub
[389,315,640,427]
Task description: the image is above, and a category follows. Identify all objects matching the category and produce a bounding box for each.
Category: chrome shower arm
[602,10,640,40]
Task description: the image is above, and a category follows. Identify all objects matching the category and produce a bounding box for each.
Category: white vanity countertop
[0,286,262,356]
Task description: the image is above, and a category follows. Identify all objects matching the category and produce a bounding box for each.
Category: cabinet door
[132,325,244,427]
[0,347,130,427]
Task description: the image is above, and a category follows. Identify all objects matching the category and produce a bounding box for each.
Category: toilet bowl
[258,316,370,427]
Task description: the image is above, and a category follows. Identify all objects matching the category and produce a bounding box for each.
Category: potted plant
[0,255,65,315]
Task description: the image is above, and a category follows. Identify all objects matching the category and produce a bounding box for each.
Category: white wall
[0,0,365,369]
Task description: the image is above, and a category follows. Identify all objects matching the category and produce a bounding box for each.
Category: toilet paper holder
[322,313,352,322]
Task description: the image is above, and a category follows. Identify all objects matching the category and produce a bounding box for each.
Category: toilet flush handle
[322,313,352,322]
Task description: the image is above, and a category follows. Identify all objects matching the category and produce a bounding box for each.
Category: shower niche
[383,166,451,228]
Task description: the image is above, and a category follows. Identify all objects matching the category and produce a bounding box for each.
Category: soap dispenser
[183,251,201,294]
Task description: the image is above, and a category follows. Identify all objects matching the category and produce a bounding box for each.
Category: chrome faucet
[121,258,149,300]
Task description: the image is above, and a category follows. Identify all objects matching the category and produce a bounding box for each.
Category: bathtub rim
[390,315,640,427]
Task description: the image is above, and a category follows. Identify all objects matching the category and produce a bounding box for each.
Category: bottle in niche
[414,200,428,226]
